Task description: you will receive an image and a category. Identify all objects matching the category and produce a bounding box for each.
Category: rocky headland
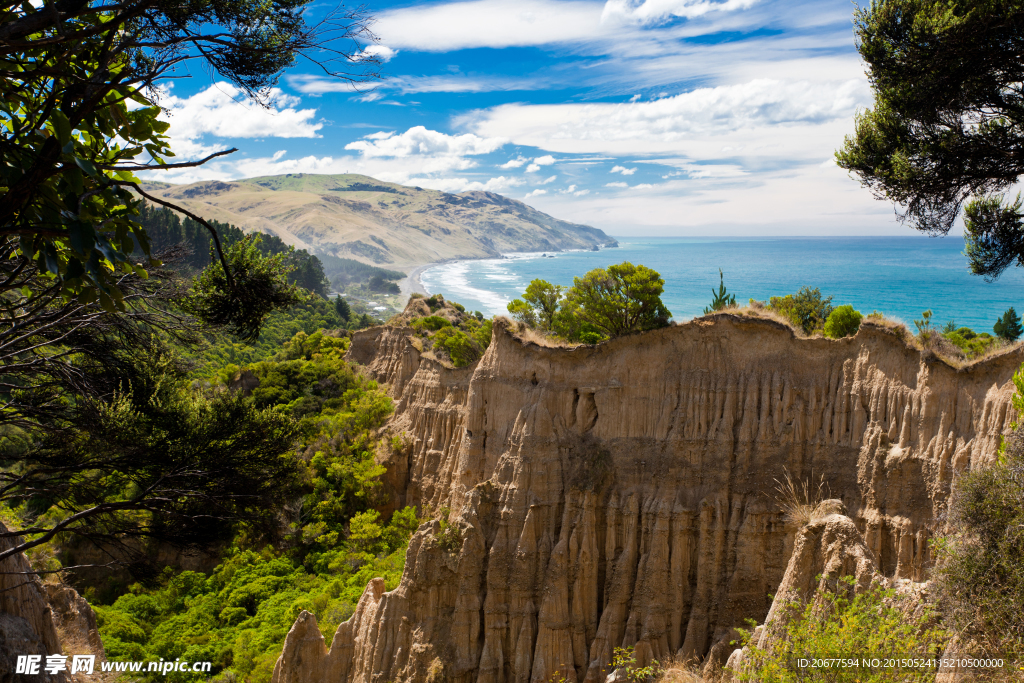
[270,312,1021,683]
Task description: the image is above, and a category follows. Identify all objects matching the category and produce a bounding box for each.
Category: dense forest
[136,203,404,298]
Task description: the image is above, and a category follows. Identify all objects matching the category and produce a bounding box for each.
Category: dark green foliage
[184,236,307,342]
[994,306,1023,341]
[334,295,351,322]
[934,370,1024,654]
[368,274,400,294]
[317,254,403,290]
[703,269,737,314]
[411,316,452,332]
[823,305,863,338]
[768,287,834,334]
[0,348,301,571]
[90,329,419,683]
[835,0,1024,280]
[136,204,330,298]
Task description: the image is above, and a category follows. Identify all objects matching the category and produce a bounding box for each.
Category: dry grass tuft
[506,319,581,348]
[733,305,805,336]
[773,469,830,527]
[655,659,708,683]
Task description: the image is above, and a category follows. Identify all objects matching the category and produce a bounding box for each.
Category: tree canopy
[506,262,671,342]
[835,0,1024,278]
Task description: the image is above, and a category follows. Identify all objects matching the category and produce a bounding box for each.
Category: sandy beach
[399,263,434,299]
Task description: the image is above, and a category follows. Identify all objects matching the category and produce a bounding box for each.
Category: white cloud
[602,0,760,25]
[290,73,543,96]
[533,154,557,166]
[357,45,397,62]
[345,126,506,157]
[525,189,548,198]
[407,175,525,192]
[540,175,558,184]
[501,155,529,168]
[375,0,610,51]
[461,77,869,161]
[526,163,541,173]
[152,83,321,161]
[610,165,637,175]
[605,181,629,187]
[632,183,654,189]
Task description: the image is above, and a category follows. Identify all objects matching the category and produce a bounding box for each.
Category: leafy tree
[0,239,199,433]
[994,306,1023,341]
[703,269,737,314]
[835,0,1024,278]
[823,305,863,338]
[506,298,538,327]
[0,0,379,324]
[335,295,351,322]
[184,236,306,342]
[0,348,300,571]
[513,279,564,331]
[768,287,834,334]
[563,262,672,338]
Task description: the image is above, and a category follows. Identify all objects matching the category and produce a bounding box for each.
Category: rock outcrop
[276,314,1022,683]
[0,526,112,683]
[0,525,69,683]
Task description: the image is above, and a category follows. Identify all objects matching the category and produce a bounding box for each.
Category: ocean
[418,236,1024,333]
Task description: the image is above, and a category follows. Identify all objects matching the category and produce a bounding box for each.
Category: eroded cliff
[274,315,1022,683]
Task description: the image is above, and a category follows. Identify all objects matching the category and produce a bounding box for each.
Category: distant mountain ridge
[139,174,617,270]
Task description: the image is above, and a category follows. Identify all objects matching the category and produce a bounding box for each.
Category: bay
[418,236,1024,333]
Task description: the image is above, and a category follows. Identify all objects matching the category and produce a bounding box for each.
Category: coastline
[400,263,434,299]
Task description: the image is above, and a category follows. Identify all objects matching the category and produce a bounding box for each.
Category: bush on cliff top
[823,305,862,339]
[506,262,672,343]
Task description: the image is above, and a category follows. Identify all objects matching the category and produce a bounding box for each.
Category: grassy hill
[139,174,617,270]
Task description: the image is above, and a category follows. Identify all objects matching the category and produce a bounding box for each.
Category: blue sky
[143,0,911,236]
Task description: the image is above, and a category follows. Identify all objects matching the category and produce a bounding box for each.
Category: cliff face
[274,316,1021,683]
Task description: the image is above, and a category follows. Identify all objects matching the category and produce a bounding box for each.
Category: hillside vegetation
[138,174,617,269]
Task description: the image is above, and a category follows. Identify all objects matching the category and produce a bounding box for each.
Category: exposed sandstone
[280,315,1022,683]
[0,524,70,683]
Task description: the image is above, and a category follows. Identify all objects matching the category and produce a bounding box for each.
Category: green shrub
[411,316,452,332]
[736,575,946,683]
[933,364,1024,655]
[433,327,478,367]
[768,287,834,334]
[942,326,996,358]
[823,305,862,338]
[611,646,662,683]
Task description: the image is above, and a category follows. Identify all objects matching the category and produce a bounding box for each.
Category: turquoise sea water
[419,236,1024,333]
